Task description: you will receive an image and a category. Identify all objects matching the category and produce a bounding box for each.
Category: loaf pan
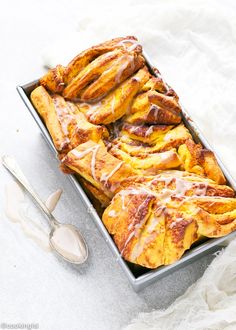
[17,53,236,291]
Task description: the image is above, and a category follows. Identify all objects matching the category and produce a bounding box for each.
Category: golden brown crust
[31,86,69,152]
[63,49,145,102]
[40,65,65,93]
[63,36,141,85]
[124,90,182,125]
[178,139,226,184]
[199,149,226,185]
[121,123,173,143]
[103,186,161,268]
[82,67,150,125]
[102,171,236,268]
[111,123,192,156]
[164,210,198,265]
[30,86,106,155]
[31,36,235,270]
[109,147,181,174]
[81,53,144,102]
[62,140,137,198]
[141,76,169,94]
[80,178,111,208]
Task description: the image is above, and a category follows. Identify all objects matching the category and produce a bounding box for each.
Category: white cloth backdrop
[125,241,236,330]
[43,0,236,329]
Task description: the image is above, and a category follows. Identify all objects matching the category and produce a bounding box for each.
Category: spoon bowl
[2,155,88,265]
[49,223,88,264]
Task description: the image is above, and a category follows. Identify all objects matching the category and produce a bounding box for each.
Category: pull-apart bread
[31,36,236,269]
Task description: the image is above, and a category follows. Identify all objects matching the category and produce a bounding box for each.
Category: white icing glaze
[120,231,135,256]
[130,232,156,261]
[4,182,61,252]
[129,206,166,261]
[149,174,208,204]
[158,150,175,163]
[71,145,100,180]
[145,126,154,137]
[119,186,154,211]
[117,38,141,52]
[4,182,87,263]
[122,193,154,255]
[116,173,210,259]
[125,124,155,138]
[169,217,184,229]
[149,105,160,120]
[193,183,208,196]
[163,131,173,141]
[53,97,73,144]
[115,54,134,84]
[153,176,174,188]
[128,125,142,134]
[146,216,160,233]
[71,146,97,159]
[132,77,140,82]
[50,225,87,263]
[110,95,116,117]
[174,178,193,197]
[100,161,124,186]
[90,145,100,180]
[85,101,102,121]
[46,189,62,212]
[108,210,117,217]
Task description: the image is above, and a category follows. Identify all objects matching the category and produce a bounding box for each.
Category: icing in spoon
[2,155,88,265]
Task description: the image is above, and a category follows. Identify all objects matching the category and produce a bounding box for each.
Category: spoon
[2,155,88,265]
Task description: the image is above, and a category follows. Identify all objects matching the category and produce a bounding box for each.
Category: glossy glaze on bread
[31,36,236,269]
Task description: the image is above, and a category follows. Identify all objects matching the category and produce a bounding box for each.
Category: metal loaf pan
[17,53,236,291]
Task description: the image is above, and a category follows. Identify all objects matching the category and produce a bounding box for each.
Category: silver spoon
[2,155,88,265]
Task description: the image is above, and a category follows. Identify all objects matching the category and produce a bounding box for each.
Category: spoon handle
[2,155,58,227]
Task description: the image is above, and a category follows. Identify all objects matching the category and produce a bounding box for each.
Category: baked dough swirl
[31,36,235,269]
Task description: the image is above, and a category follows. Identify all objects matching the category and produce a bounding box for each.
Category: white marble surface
[0,1,222,329]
